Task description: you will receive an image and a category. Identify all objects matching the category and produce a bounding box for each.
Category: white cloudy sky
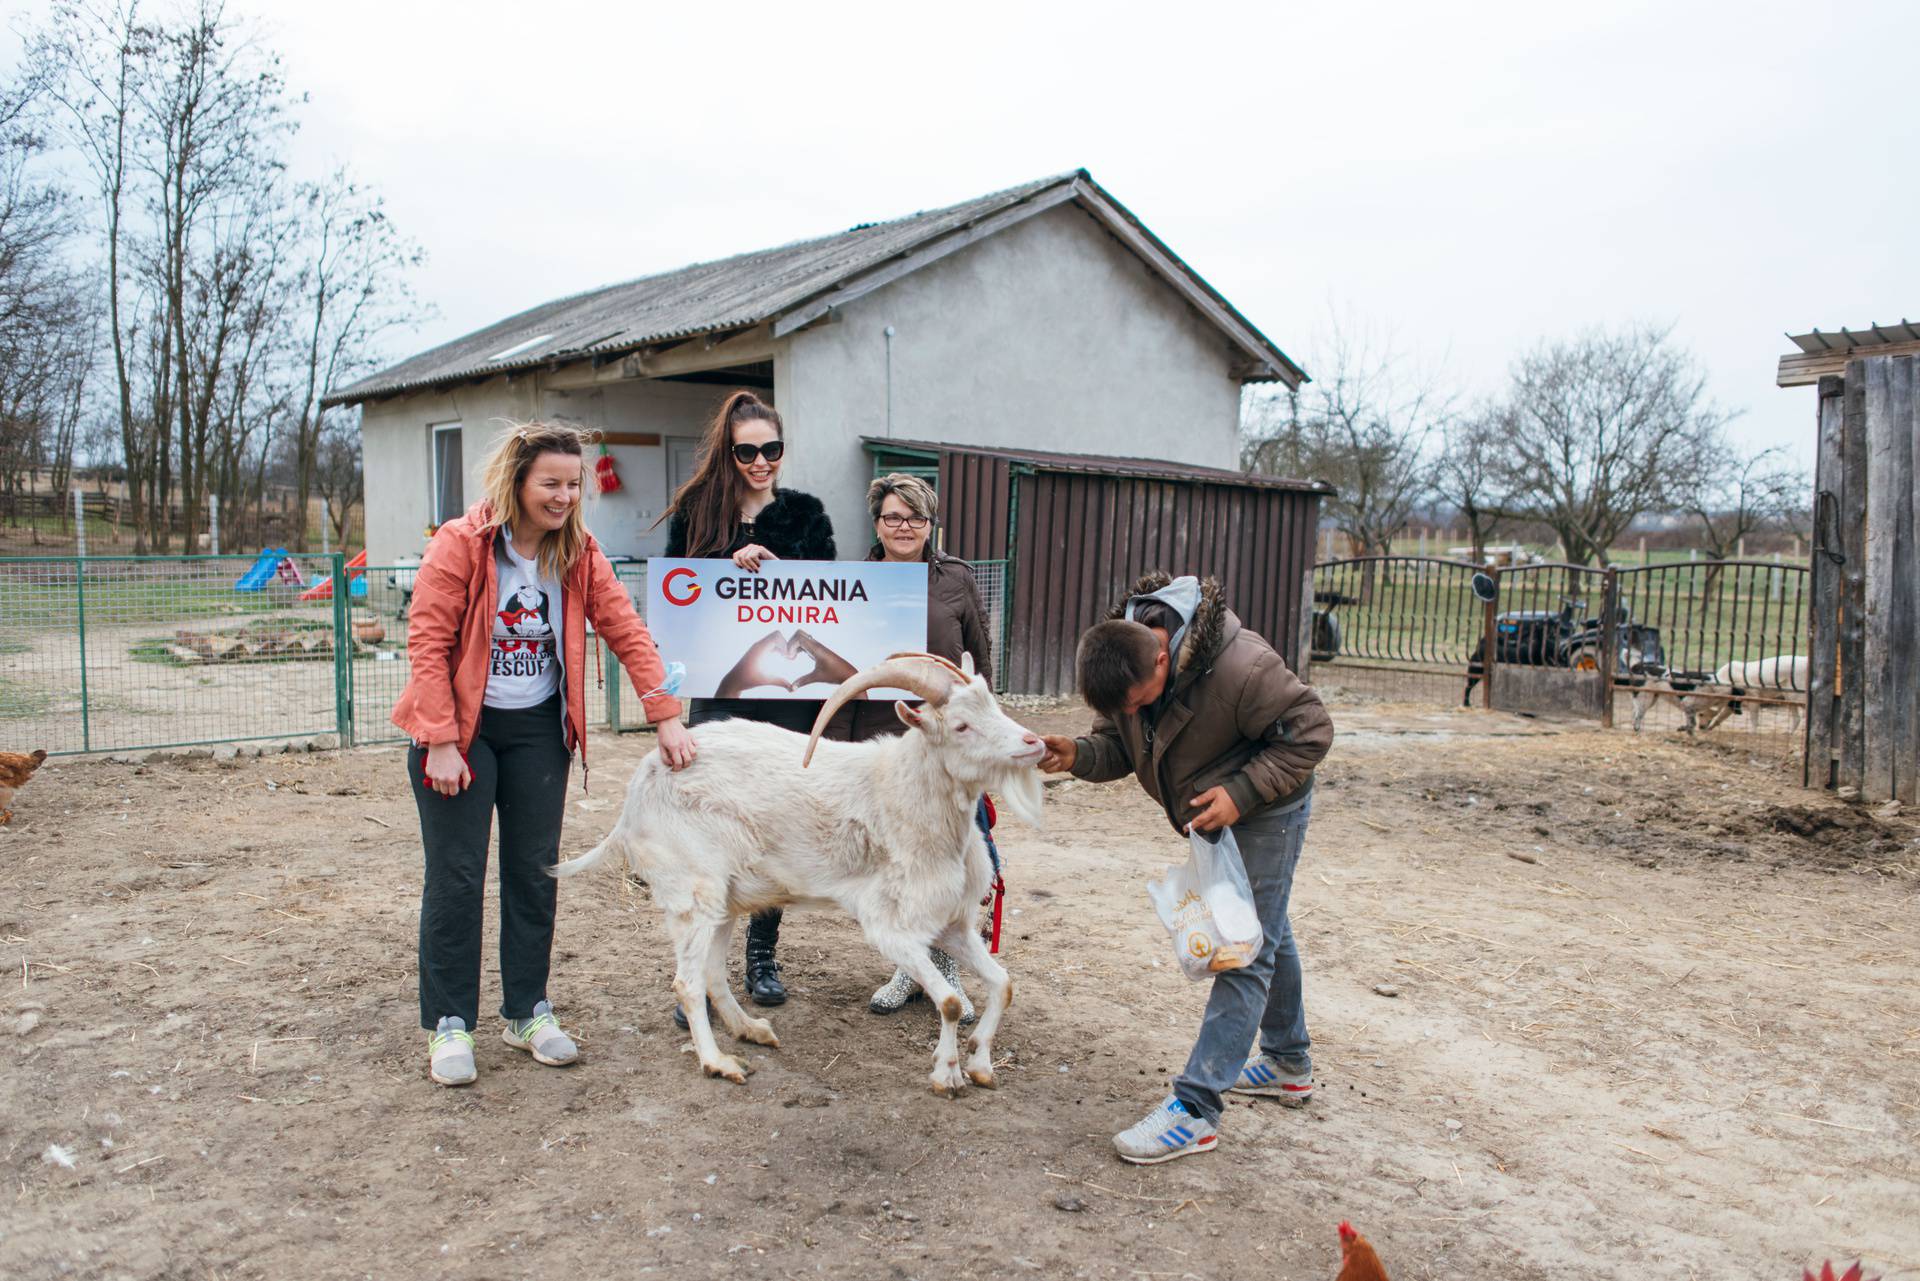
[7,0,1917,470]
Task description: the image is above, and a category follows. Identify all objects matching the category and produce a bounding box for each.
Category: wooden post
[1805,377,1845,789]
[1862,355,1917,803]
[1836,365,1870,792]
[1598,567,1618,728]
[1481,567,1500,710]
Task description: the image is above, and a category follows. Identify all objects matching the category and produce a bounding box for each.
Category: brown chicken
[0,749,47,824]
[1336,1221,1389,1281]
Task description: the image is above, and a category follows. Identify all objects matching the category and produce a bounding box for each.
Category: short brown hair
[868,472,939,528]
[1077,620,1163,717]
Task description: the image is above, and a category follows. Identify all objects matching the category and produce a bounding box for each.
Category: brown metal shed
[865,438,1330,696]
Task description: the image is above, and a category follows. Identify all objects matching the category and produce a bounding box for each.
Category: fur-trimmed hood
[1105,571,1233,681]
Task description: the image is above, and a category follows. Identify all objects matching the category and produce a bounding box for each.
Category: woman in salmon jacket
[392,421,696,1087]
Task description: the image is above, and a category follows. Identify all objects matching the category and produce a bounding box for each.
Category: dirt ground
[3,694,1917,1281]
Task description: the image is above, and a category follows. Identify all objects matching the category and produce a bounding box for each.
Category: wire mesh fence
[4,554,1013,756]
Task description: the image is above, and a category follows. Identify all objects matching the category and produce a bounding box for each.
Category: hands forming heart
[714,629,862,698]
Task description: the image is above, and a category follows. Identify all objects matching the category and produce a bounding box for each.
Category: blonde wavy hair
[478,420,594,579]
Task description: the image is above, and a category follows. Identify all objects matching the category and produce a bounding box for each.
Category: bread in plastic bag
[1147,826,1264,981]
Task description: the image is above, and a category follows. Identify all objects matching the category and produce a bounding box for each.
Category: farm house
[325,169,1307,577]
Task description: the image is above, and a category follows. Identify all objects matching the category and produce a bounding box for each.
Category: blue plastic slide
[234,549,286,592]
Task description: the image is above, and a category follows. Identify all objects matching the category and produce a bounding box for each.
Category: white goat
[1628,665,1703,735]
[1697,655,1809,734]
[551,652,1045,1095]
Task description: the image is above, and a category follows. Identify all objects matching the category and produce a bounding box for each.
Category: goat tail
[549,815,635,880]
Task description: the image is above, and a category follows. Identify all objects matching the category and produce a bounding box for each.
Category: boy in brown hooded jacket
[1039,572,1333,1163]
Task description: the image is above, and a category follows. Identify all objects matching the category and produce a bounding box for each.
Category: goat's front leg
[938,921,1011,1089]
[668,912,749,1084]
[867,928,967,1096]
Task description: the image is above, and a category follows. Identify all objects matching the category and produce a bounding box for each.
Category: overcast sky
[8,0,1917,471]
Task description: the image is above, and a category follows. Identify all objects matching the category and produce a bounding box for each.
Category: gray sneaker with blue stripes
[1111,1095,1218,1165]
[1229,1053,1313,1106]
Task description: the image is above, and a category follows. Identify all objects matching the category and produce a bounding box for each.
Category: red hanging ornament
[594,444,622,494]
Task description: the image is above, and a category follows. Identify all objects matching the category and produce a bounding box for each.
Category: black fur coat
[665,489,836,561]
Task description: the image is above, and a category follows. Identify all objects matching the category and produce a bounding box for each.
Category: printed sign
[645,558,929,700]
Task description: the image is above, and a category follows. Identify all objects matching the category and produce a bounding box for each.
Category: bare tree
[1492,324,1726,568]
[35,0,156,548]
[312,412,362,549]
[1242,315,1446,559]
[0,54,94,537]
[1430,407,1512,563]
[285,171,423,551]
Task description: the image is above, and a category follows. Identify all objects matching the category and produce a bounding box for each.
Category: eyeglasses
[879,513,931,530]
[730,440,785,465]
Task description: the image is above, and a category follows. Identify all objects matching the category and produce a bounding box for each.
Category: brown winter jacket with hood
[1069,572,1333,834]
[391,501,682,777]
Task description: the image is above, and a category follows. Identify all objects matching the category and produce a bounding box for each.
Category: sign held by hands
[645,558,929,700]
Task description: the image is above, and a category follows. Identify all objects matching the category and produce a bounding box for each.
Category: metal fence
[2,554,1011,757]
[1310,554,1811,732]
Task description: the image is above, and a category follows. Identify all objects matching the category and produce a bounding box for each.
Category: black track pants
[410,695,570,1030]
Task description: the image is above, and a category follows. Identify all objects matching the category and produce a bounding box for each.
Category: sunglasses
[731,440,785,465]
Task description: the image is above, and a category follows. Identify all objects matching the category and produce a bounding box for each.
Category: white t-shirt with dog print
[485,541,562,710]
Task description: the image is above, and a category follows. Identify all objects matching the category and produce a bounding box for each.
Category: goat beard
[986,764,1045,830]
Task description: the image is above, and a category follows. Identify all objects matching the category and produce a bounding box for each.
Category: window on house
[432,424,463,524]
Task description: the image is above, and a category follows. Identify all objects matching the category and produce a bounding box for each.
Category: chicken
[1336,1221,1389,1281]
[0,748,47,824]
[1805,1264,1878,1281]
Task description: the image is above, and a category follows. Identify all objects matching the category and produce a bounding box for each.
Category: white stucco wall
[777,201,1246,548]
[359,377,729,564]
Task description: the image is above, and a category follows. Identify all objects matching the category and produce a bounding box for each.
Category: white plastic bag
[1147,827,1264,981]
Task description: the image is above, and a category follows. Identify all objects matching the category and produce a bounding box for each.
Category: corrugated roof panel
[326,175,1076,405]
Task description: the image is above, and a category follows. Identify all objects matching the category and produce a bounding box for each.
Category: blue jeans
[1173,797,1312,1123]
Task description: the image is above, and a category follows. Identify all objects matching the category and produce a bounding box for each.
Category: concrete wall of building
[777,201,1245,547]
[359,376,731,564]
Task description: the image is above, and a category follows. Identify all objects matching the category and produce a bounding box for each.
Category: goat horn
[802,655,960,768]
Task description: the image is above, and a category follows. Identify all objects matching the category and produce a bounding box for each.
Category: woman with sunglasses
[661,389,836,1015]
[832,473,999,1023]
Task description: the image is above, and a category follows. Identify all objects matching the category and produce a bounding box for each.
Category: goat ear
[959,651,976,679]
[895,700,926,731]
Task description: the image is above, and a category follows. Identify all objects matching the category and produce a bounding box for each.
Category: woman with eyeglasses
[661,389,837,1016]
[832,473,999,1023]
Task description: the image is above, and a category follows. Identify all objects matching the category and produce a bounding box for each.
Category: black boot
[744,909,787,1006]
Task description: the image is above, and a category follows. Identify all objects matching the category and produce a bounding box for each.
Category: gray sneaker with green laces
[868,949,975,1023]
[502,1000,578,1066]
[428,1016,476,1087]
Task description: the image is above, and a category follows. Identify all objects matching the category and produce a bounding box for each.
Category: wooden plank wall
[1804,377,1845,789]
[1807,356,1918,803]
[1006,471,1322,697]
[935,452,1012,561]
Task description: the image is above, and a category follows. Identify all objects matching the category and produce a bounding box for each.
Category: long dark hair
[657,390,783,557]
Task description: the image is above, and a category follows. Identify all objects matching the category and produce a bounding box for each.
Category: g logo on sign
[662,566,701,607]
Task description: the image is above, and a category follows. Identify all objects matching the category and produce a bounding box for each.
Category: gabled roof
[864,437,1332,494]
[325,169,1305,407]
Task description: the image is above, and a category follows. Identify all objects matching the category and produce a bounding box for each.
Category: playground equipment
[299,550,369,601]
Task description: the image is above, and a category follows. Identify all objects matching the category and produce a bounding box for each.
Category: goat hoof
[965,1067,996,1089]
[740,1018,779,1048]
[929,1063,967,1096]
[704,1055,749,1084]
